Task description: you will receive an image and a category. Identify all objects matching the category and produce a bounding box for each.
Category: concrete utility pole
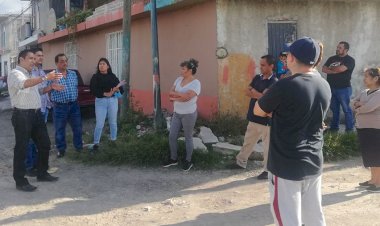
[120,0,131,118]
[83,0,88,10]
[150,0,165,130]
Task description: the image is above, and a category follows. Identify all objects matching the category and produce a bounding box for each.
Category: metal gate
[268,22,297,58]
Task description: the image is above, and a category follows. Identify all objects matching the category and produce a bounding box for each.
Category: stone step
[199,126,219,144]
[178,137,208,153]
[212,142,241,155]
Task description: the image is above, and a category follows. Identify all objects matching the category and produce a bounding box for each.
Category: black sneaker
[57,151,65,158]
[26,168,38,177]
[182,161,193,172]
[16,184,37,192]
[75,148,83,153]
[257,171,268,180]
[366,185,380,193]
[359,181,374,188]
[37,173,59,182]
[163,159,178,168]
[226,163,246,170]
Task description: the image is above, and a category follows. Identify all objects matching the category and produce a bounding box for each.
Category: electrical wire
[1,1,33,25]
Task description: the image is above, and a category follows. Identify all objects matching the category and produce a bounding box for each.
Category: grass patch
[197,112,247,137]
[67,108,225,169]
[68,132,225,169]
[323,131,360,161]
[197,112,247,146]
[66,105,359,169]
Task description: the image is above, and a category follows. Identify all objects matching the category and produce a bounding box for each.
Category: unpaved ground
[0,97,379,226]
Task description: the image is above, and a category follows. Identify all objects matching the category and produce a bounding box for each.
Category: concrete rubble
[178,137,208,153]
[198,126,219,144]
[212,142,241,155]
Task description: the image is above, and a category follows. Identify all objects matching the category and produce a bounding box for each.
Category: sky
[0,0,30,14]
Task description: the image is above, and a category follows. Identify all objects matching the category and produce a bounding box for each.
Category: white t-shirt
[173,76,201,114]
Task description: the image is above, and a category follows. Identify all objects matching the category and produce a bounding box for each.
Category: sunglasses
[368,68,380,77]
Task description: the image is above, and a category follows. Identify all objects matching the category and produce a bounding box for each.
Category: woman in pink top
[354,68,380,193]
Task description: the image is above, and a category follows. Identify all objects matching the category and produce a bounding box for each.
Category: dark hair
[339,41,350,50]
[17,49,33,64]
[32,47,43,54]
[261,55,276,66]
[180,58,199,75]
[96,57,113,74]
[365,68,380,85]
[55,53,67,63]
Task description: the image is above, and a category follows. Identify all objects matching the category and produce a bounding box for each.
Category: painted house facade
[36,0,380,118]
[0,14,30,77]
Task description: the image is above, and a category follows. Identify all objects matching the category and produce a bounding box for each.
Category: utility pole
[83,0,88,10]
[120,0,131,118]
[150,0,165,130]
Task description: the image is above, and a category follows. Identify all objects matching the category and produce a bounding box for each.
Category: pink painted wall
[41,0,218,118]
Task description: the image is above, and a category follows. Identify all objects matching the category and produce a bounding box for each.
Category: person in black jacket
[90,58,125,150]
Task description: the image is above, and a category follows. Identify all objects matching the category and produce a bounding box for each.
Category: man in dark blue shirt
[234,55,277,180]
[254,37,330,226]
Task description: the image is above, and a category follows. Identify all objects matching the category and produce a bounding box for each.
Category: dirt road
[0,97,379,226]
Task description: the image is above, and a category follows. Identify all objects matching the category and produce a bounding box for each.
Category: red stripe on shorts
[273,175,283,226]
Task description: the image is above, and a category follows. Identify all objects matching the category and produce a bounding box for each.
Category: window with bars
[10,57,17,70]
[64,42,78,69]
[106,31,123,79]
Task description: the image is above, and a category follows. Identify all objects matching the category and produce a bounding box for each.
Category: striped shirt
[32,66,52,112]
[354,89,380,129]
[8,66,41,109]
[49,69,78,103]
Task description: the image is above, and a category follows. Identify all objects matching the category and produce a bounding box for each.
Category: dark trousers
[53,101,83,153]
[25,110,49,170]
[11,109,51,186]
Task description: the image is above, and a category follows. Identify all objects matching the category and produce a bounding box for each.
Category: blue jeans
[53,102,83,153]
[25,110,49,170]
[94,97,118,144]
[329,87,354,131]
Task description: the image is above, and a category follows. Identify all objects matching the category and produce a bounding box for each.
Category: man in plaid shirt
[49,53,83,157]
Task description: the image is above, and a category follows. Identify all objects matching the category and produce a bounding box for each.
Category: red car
[44,69,95,107]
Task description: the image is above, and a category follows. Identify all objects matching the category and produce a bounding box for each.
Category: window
[267,21,297,58]
[64,42,78,69]
[51,0,66,19]
[10,57,17,70]
[106,31,122,79]
[88,0,114,9]
[1,26,5,48]
[3,61,7,77]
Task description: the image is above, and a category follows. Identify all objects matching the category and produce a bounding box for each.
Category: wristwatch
[41,75,48,81]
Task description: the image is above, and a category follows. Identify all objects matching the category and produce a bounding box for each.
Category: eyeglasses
[368,68,380,77]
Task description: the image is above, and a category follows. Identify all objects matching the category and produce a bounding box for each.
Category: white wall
[217,0,380,96]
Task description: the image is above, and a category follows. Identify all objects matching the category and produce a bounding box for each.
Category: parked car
[44,69,95,107]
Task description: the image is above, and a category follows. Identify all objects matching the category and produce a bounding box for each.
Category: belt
[13,108,40,113]
[55,101,77,105]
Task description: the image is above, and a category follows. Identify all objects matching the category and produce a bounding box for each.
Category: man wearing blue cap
[254,37,330,226]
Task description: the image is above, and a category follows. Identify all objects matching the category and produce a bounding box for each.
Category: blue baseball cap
[288,37,320,65]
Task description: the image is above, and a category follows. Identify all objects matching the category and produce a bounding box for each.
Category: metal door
[268,22,297,58]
